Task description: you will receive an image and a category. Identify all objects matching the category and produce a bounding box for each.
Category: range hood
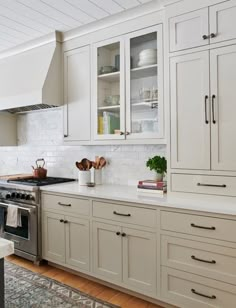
[0,32,62,113]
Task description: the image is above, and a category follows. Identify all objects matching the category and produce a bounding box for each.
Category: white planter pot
[154,172,163,182]
[78,170,91,186]
[94,169,102,185]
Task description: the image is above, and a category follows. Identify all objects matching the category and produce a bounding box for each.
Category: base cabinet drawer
[92,201,156,228]
[42,193,90,216]
[161,235,236,285]
[171,173,236,197]
[161,211,236,243]
[162,267,236,308]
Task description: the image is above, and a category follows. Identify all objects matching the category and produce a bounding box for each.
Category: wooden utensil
[99,157,106,169]
[75,161,84,170]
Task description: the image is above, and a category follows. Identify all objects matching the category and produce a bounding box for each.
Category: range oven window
[3,208,29,240]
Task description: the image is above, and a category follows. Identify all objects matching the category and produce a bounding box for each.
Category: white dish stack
[137,49,157,67]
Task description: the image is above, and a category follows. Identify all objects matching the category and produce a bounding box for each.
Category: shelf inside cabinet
[98,105,120,111]
[131,101,158,109]
[98,71,120,82]
[131,64,157,79]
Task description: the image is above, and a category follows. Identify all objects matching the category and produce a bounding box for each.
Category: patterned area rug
[5,260,120,308]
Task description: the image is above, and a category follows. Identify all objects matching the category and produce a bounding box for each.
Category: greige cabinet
[170,51,210,170]
[169,0,236,52]
[92,221,156,295]
[63,45,91,142]
[42,211,90,271]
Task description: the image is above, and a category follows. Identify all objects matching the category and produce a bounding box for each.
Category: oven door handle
[0,202,33,213]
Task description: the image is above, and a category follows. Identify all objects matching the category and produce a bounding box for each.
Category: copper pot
[32,158,47,179]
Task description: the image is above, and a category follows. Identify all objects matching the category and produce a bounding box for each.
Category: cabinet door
[122,228,156,295]
[42,211,65,263]
[65,216,90,271]
[93,36,125,140]
[0,113,17,146]
[210,1,236,45]
[170,51,210,170]
[169,8,209,52]
[63,46,90,141]
[211,45,236,171]
[125,25,164,140]
[92,222,122,282]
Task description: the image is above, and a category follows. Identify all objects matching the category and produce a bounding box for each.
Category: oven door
[0,201,38,256]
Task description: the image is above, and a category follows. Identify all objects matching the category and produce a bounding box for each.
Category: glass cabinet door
[93,37,125,140]
[125,25,164,139]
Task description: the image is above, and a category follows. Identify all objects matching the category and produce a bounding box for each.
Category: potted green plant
[146,155,167,181]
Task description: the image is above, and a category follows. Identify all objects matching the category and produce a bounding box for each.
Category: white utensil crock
[78,170,91,186]
[94,169,102,185]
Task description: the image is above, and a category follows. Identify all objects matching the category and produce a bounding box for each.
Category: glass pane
[97,42,121,136]
[129,32,159,135]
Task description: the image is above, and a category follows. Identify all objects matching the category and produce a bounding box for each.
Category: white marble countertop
[0,238,14,259]
[40,182,236,216]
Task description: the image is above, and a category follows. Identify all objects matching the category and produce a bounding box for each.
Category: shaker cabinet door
[170,51,210,170]
[65,216,90,271]
[63,46,91,141]
[169,8,209,52]
[42,211,65,263]
[210,45,236,171]
[210,1,236,45]
[122,228,156,295]
[92,222,122,282]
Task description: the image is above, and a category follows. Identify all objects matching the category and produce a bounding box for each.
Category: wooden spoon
[86,160,92,170]
[95,156,100,169]
[75,161,84,170]
[99,157,106,169]
[81,158,88,170]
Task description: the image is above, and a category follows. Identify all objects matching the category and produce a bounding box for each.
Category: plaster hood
[0,32,62,113]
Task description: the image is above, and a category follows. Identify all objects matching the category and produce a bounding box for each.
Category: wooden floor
[6,255,164,308]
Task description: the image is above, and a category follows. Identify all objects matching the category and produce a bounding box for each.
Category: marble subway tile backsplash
[0,108,166,185]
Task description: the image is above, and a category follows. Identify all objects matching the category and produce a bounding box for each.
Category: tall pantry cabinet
[168,0,236,196]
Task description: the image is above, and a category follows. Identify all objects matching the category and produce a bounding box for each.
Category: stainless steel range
[0,177,75,264]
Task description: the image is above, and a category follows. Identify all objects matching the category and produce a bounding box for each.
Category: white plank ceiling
[0,0,152,52]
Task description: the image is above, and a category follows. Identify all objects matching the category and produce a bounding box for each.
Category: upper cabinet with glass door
[125,25,163,140]
[93,37,125,140]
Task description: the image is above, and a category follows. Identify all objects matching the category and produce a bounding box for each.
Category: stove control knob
[26,194,34,201]
[5,194,11,199]
[11,192,16,198]
[21,194,26,200]
[16,193,21,199]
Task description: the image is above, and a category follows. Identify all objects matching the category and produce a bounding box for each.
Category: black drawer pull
[197,183,226,188]
[212,94,216,124]
[58,202,72,207]
[191,255,216,264]
[121,233,126,237]
[204,95,209,124]
[202,34,209,40]
[64,220,68,224]
[191,289,216,300]
[191,223,215,230]
[59,219,64,223]
[116,232,121,236]
[113,211,131,217]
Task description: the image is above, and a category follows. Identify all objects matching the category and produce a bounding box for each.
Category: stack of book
[137,180,167,197]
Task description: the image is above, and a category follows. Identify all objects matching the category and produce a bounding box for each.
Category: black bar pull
[64,220,68,224]
[191,223,215,230]
[204,95,209,124]
[191,289,216,299]
[197,183,226,188]
[60,219,64,223]
[191,255,216,264]
[113,211,131,217]
[58,202,72,207]
[116,232,121,236]
[121,233,126,237]
[212,95,216,124]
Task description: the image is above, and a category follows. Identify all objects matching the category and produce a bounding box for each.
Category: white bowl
[139,49,157,57]
[138,59,157,67]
